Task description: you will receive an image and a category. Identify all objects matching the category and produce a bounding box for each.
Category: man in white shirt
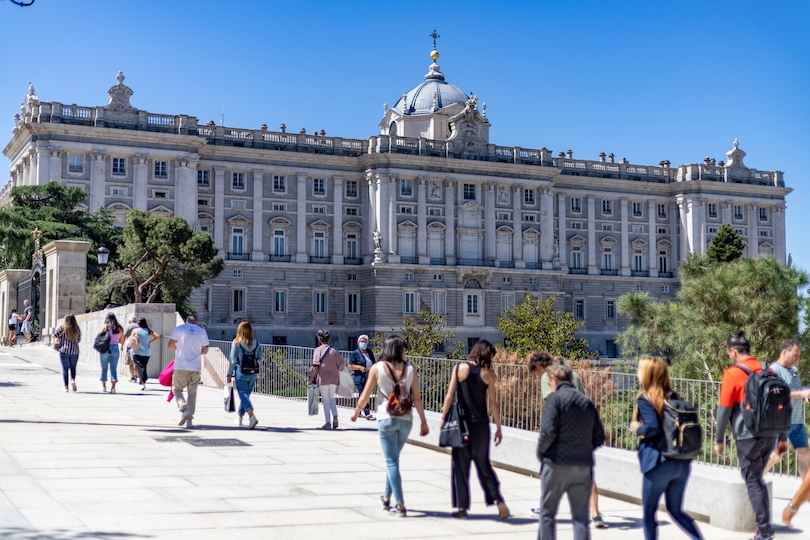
[168,315,209,428]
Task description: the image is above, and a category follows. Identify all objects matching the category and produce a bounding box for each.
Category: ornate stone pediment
[447,95,490,156]
[105,71,136,112]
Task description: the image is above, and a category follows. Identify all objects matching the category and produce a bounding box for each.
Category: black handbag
[93,330,111,353]
[439,364,470,448]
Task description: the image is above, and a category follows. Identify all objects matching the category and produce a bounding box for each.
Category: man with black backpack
[715,332,791,540]
[168,315,210,429]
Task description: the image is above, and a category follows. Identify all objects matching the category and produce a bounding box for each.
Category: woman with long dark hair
[440,339,510,520]
[351,335,429,517]
[131,318,160,391]
[53,314,81,392]
[227,321,260,429]
[629,357,703,540]
[99,312,123,394]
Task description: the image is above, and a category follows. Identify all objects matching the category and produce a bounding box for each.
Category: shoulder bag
[439,364,470,448]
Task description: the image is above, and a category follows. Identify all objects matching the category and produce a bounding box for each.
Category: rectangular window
[575,299,584,319]
[273,203,286,211]
[313,206,326,214]
[434,274,442,282]
[735,228,744,236]
[345,180,358,198]
[154,161,168,179]
[708,227,718,234]
[314,292,326,314]
[433,292,446,314]
[759,208,768,222]
[708,203,717,218]
[524,189,535,205]
[273,175,285,192]
[571,197,581,213]
[529,277,539,286]
[273,230,285,256]
[760,230,769,237]
[428,207,443,216]
[659,251,669,273]
[231,227,244,254]
[399,206,413,214]
[347,293,360,315]
[404,292,416,314]
[734,205,743,220]
[232,200,245,209]
[602,224,613,231]
[401,179,412,196]
[657,204,667,219]
[503,277,512,284]
[523,214,536,222]
[606,300,615,320]
[405,273,414,282]
[603,248,614,270]
[632,226,643,233]
[112,157,126,175]
[347,274,357,281]
[197,199,208,206]
[313,231,325,257]
[274,291,286,313]
[197,170,209,186]
[636,285,644,291]
[662,285,670,293]
[233,269,243,279]
[232,289,245,313]
[502,294,515,312]
[571,247,582,269]
[497,212,510,220]
[602,199,612,215]
[345,207,358,216]
[154,191,167,199]
[69,154,83,173]
[633,202,642,217]
[571,222,582,229]
[466,294,479,315]
[657,227,668,234]
[346,234,358,259]
[232,172,244,189]
[313,178,325,195]
[112,188,126,196]
[634,251,644,272]
[463,183,475,200]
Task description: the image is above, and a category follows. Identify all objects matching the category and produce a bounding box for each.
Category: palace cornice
[359,152,559,181]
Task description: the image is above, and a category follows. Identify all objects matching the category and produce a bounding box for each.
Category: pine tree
[707,223,745,264]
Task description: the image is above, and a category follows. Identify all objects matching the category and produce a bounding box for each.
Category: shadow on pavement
[407,509,537,525]
[0,381,24,387]
[0,528,150,539]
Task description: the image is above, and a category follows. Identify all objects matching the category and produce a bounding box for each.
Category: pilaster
[35,147,50,185]
[133,155,148,211]
[387,177,399,264]
[48,149,61,184]
[747,203,757,258]
[89,152,106,212]
[214,167,226,258]
[540,187,554,269]
[513,186,524,268]
[296,174,308,263]
[251,170,265,261]
[557,193,566,271]
[587,196,597,275]
[366,175,377,259]
[444,180,456,264]
[332,176,344,264]
[417,178,429,264]
[484,183,496,265]
[647,200,658,277]
[774,205,787,263]
[620,198,630,276]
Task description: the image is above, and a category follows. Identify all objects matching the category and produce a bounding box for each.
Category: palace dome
[393,52,469,116]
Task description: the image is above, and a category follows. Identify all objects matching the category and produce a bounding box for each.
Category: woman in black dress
[440,339,510,520]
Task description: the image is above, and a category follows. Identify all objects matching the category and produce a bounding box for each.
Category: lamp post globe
[97,245,110,266]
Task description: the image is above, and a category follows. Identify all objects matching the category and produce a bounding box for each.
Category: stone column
[332,176,344,264]
[540,188,554,269]
[26,152,36,186]
[296,174,308,263]
[774,205,787,263]
[175,160,198,227]
[620,198,630,276]
[485,183,496,264]
[417,178,428,264]
[669,203,679,272]
[366,176,377,258]
[444,180,456,264]
[375,175,389,255]
[557,193,567,271]
[721,201,732,224]
[696,201,706,254]
[251,170,264,261]
[388,177,398,263]
[89,153,106,212]
[678,200,689,258]
[35,148,50,185]
[513,187,523,267]
[648,201,657,277]
[747,203,758,258]
[49,149,61,183]
[587,196,597,275]
[42,240,91,332]
[133,156,148,211]
[214,167,226,258]
[21,156,31,186]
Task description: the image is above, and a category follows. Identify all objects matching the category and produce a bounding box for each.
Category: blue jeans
[378,416,412,505]
[235,367,257,416]
[642,459,702,540]
[788,423,809,449]
[99,347,120,383]
[59,353,79,387]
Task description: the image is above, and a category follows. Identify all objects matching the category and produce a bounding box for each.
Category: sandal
[497,502,511,520]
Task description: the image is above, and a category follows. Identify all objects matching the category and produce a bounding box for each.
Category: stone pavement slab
[0,345,804,539]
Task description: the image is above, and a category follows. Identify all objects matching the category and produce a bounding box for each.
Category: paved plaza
[0,346,807,539]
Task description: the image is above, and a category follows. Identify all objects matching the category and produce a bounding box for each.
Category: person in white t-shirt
[167,315,210,429]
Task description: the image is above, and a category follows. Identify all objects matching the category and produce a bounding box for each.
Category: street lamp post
[97,245,110,266]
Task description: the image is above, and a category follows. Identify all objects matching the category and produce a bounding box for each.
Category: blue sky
[1,0,808,271]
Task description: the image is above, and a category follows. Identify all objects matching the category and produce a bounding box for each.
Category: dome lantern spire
[425,26,444,81]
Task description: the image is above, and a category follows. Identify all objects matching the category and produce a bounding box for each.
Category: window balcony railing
[659,271,674,278]
[343,258,362,265]
[399,257,418,264]
[631,270,649,277]
[525,262,540,269]
[600,269,619,276]
[499,260,516,268]
[458,258,484,267]
[268,255,291,262]
[227,253,251,261]
[569,268,588,274]
[309,256,332,264]
[429,258,446,266]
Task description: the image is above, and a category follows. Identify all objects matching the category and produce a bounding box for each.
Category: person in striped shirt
[53,314,81,392]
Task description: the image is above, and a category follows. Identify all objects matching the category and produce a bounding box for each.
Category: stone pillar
[540,188,554,269]
[387,178,399,263]
[49,149,61,183]
[133,156,148,211]
[0,270,30,345]
[251,170,264,261]
[696,201,706,254]
[332,176,344,264]
[43,240,92,332]
[587,196,597,275]
[444,180,456,264]
[774,205,787,264]
[26,152,35,186]
[620,198,630,276]
[648,200,657,277]
[22,156,31,186]
[296,174,308,263]
[670,203,679,272]
[747,203,758,258]
[366,176,377,258]
[485,183,496,264]
[375,175,389,255]
[678,200,689,258]
[721,201,732,224]
[512,187,523,267]
[417,178,429,264]
[89,153,106,212]
[557,193,567,271]
[175,160,198,227]
[35,148,50,185]
[213,167,225,258]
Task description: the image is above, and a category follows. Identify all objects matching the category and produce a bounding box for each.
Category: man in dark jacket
[348,334,376,419]
[537,361,605,540]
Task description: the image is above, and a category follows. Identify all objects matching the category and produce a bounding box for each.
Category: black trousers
[132,355,150,383]
[451,421,503,510]
[737,437,776,536]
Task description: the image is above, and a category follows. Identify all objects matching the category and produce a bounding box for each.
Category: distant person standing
[53,314,81,392]
[228,321,260,429]
[168,314,209,429]
[122,315,139,383]
[311,330,346,429]
[20,299,33,343]
[348,334,376,420]
[767,339,809,478]
[7,309,20,347]
[131,318,160,392]
[98,312,123,394]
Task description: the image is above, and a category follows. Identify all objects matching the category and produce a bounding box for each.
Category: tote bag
[336,369,355,399]
[224,383,236,413]
[307,384,320,416]
[439,365,470,448]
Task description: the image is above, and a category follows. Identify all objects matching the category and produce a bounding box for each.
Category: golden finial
[430,50,439,61]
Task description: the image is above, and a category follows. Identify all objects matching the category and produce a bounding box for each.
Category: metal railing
[196,340,803,478]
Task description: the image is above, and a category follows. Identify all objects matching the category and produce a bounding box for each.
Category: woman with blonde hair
[227,321,260,429]
[629,358,703,540]
[53,314,81,392]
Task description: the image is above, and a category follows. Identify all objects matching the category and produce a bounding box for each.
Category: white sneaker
[140,384,146,391]
[178,410,192,426]
[99,385,107,393]
[234,416,244,426]
[186,420,194,429]
[248,415,259,430]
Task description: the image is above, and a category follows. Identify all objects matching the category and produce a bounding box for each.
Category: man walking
[20,299,33,343]
[767,339,809,478]
[122,314,139,383]
[715,332,789,540]
[536,361,605,540]
[168,315,209,429]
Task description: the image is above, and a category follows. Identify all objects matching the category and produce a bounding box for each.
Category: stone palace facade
[3,52,790,354]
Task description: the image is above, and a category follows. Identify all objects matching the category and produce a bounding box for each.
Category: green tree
[706,223,745,264]
[0,183,120,275]
[370,310,465,358]
[618,254,807,380]
[88,210,223,313]
[496,293,591,359]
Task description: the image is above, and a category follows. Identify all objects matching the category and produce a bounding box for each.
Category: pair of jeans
[132,355,150,383]
[99,347,120,383]
[539,462,592,540]
[451,421,503,510]
[737,437,776,537]
[319,383,338,422]
[59,353,79,387]
[173,369,200,416]
[378,416,413,505]
[641,459,702,540]
[355,379,370,416]
[234,366,257,416]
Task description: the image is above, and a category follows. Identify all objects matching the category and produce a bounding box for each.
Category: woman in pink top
[312,329,345,429]
[99,312,123,394]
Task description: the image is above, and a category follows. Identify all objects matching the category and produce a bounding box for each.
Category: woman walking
[311,330,345,429]
[348,334,376,420]
[131,318,160,391]
[629,357,703,540]
[440,339,510,520]
[7,309,19,347]
[53,314,81,392]
[351,334,430,517]
[227,321,260,429]
[99,313,123,394]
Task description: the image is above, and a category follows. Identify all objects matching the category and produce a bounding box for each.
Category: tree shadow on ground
[0,528,150,539]
[608,515,645,530]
